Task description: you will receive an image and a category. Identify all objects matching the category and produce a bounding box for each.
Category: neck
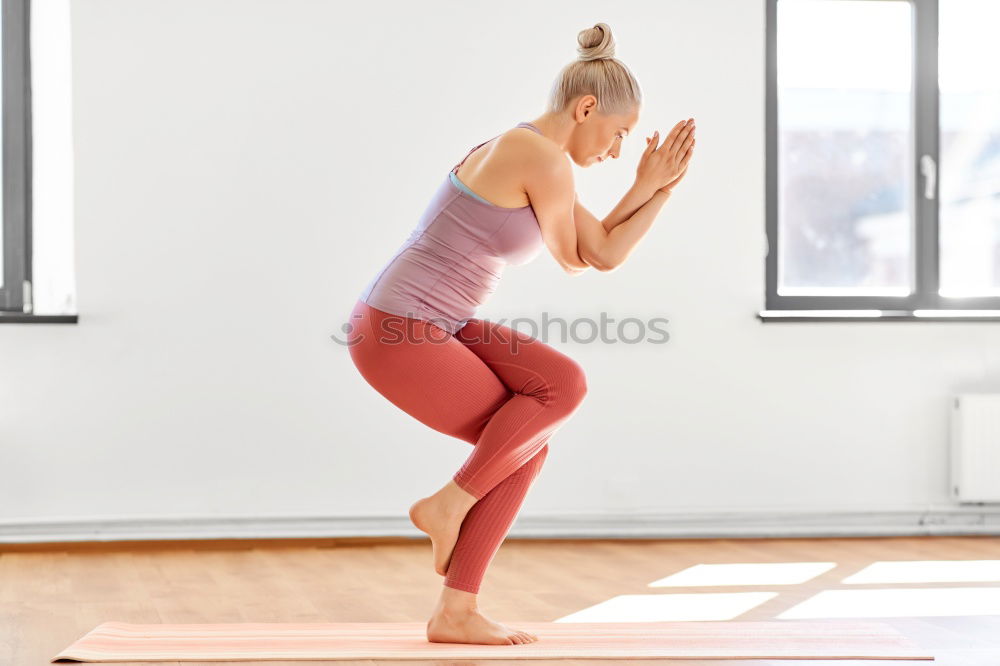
[526,114,576,151]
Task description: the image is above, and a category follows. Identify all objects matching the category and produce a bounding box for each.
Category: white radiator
[950,394,1000,503]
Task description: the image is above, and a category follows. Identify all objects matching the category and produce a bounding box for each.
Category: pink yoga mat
[51,620,934,662]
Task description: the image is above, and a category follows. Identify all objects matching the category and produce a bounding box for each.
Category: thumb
[645,131,659,152]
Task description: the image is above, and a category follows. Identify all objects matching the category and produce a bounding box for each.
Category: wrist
[632,181,659,202]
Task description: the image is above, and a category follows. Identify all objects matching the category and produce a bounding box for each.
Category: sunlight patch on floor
[778,587,1000,618]
[651,562,837,587]
[555,592,778,622]
[843,560,1000,584]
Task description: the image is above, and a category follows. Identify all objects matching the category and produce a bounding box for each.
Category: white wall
[3,0,999,542]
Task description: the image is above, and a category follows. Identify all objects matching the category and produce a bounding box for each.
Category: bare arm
[526,118,692,274]
[583,184,654,236]
[524,152,595,275]
[531,169,669,275]
[576,188,672,271]
[577,120,696,271]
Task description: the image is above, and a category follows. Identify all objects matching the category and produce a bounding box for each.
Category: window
[763,0,1000,320]
[0,0,31,313]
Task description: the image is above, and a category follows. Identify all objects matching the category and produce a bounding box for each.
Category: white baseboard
[1,505,999,544]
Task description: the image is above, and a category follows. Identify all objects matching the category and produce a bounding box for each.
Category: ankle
[438,480,477,515]
[435,603,478,619]
[436,587,479,615]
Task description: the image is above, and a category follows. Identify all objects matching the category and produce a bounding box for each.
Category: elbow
[580,248,619,272]
[579,246,611,272]
[593,258,622,272]
[564,267,587,276]
[561,245,594,274]
[601,254,623,271]
[562,261,591,276]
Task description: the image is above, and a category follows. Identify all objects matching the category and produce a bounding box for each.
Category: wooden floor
[2,535,998,665]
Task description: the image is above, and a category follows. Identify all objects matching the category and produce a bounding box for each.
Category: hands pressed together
[635,117,696,196]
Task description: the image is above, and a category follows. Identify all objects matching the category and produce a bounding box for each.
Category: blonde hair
[547,22,642,117]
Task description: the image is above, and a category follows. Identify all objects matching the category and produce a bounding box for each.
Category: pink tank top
[358,122,545,334]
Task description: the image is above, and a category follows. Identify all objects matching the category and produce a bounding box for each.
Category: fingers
[680,130,695,155]
[648,120,687,156]
[668,120,695,154]
[647,119,692,153]
[666,119,688,144]
[679,140,695,174]
[647,120,681,154]
[677,140,695,168]
[670,139,694,188]
[644,131,659,153]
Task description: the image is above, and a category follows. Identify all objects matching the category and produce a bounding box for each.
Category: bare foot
[426,608,538,645]
[409,496,465,576]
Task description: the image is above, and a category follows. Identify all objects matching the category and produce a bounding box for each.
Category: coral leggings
[346,299,588,593]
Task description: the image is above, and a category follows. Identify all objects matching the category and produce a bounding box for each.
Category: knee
[520,356,588,414]
[571,361,588,401]
[554,358,588,413]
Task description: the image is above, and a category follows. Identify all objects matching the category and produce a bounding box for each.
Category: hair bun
[576,22,616,61]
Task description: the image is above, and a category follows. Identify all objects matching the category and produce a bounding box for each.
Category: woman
[346,22,695,646]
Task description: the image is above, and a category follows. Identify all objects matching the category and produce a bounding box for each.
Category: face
[570,96,640,167]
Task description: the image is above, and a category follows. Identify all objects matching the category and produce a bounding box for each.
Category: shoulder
[501,127,570,181]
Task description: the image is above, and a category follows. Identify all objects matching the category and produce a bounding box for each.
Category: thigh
[454,317,587,401]
[347,300,511,444]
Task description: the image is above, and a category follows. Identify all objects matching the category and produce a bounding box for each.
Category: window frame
[763,0,1000,320]
[0,0,32,313]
